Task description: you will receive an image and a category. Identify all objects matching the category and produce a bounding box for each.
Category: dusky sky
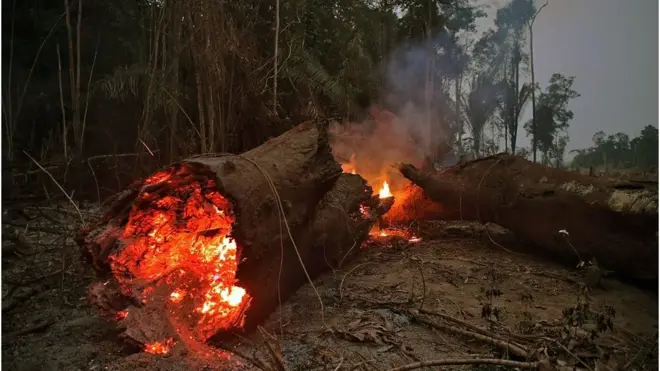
[477,0,658,152]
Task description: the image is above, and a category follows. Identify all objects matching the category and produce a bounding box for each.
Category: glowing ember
[369,227,420,243]
[169,289,186,304]
[114,310,128,320]
[378,181,392,199]
[109,165,251,343]
[144,338,176,354]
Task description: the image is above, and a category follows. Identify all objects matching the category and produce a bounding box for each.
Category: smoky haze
[329,32,455,191]
[329,0,658,178]
[483,0,659,153]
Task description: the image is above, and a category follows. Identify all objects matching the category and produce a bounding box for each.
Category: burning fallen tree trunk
[399,154,658,285]
[77,120,392,351]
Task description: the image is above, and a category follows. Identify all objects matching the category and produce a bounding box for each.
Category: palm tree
[500,79,533,153]
[462,74,501,157]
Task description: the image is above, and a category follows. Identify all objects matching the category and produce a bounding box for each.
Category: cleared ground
[2,205,657,371]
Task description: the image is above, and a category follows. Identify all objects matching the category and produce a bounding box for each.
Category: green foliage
[2,0,576,173]
[468,0,537,155]
[524,73,579,165]
[571,126,658,169]
[463,74,502,156]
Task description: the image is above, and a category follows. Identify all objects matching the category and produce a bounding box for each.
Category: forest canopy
[2,0,653,179]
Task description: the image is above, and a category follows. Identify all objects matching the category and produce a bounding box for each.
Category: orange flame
[144,338,176,355]
[110,166,251,343]
[341,153,357,174]
[378,181,392,199]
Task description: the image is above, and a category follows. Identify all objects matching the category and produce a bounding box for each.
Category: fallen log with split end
[399,154,658,286]
[76,120,391,351]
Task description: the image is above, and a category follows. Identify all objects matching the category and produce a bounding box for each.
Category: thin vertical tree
[273,0,280,115]
[529,1,548,163]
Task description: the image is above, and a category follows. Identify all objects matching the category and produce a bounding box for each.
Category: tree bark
[77,120,390,348]
[398,154,658,286]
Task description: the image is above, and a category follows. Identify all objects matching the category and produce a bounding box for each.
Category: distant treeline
[570,125,658,170]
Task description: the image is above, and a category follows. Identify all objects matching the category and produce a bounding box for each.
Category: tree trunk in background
[455,75,462,154]
[399,154,658,286]
[529,27,537,163]
[512,45,520,154]
[529,2,548,163]
[272,0,280,115]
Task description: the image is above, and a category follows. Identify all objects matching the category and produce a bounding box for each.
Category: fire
[109,165,251,344]
[368,226,423,243]
[341,153,357,174]
[144,338,176,354]
[169,289,186,304]
[378,181,392,199]
[114,310,128,320]
[336,152,422,244]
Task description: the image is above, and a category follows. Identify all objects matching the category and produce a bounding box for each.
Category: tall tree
[462,74,501,157]
[528,1,549,162]
[631,125,659,168]
[471,0,535,154]
[524,73,579,164]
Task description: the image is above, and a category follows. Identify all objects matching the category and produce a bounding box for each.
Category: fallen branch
[386,358,540,371]
[418,308,526,349]
[406,310,530,358]
[259,326,286,371]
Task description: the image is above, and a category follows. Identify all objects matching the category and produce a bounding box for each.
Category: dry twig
[259,327,286,371]
[386,358,540,371]
[418,308,525,349]
[22,151,85,226]
[339,262,373,302]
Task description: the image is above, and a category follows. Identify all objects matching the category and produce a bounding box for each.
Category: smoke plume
[329,31,460,192]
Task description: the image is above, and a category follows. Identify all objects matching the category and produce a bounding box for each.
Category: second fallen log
[399,154,658,285]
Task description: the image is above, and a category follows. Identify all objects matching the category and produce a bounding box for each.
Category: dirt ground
[2,204,658,371]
